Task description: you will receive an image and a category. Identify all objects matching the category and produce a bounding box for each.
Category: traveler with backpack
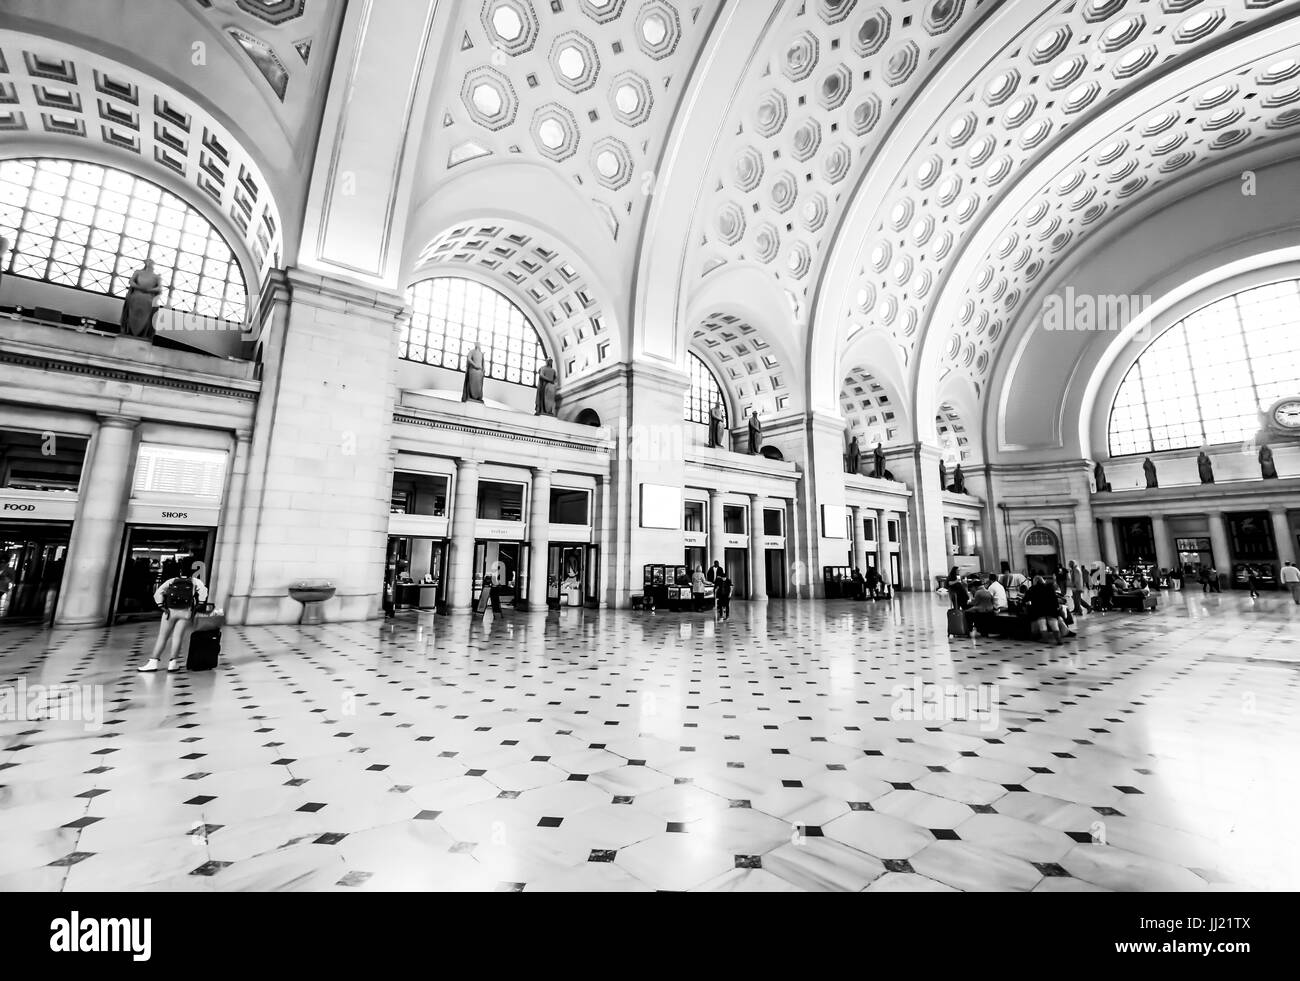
[714,571,732,621]
[138,560,208,673]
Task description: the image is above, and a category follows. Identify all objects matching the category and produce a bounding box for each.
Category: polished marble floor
[1,589,1297,892]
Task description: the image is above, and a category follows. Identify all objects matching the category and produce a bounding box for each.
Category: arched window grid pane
[0,157,247,324]
[401,276,547,388]
[684,352,728,429]
[1108,279,1300,456]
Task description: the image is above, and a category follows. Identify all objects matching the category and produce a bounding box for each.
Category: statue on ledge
[847,436,861,475]
[873,442,886,480]
[952,464,967,495]
[534,357,558,416]
[939,459,948,493]
[1197,450,1215,485]
[1143,456,1158,489]
[120,260,162,338]
[747,410,763,455]
[461,343,485,403]
[707,400,726,449]
[1094,460,1111,492]
[1260,443,1278,479]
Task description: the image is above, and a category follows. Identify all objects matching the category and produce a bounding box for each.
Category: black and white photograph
[0,0,1296,944]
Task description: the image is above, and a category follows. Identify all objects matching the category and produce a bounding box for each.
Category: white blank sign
[821,504,847,539]
[640,483,682,529]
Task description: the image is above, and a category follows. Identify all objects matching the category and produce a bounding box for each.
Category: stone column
[749,493,767,602]
[447,458,480,613]
[208,429,253,610]
[527,467,552,616]
[888,443,947,591]
[708,488,725,572]
[56,414,139,626]
[223,270,404,624]
[1271,508,1296,566]
[1150,514,1174,570]
[1207,512,1232,584]
[850,505,867,571]
[1099,516,1120,566]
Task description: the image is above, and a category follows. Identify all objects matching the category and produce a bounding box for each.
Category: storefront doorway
[765,549,785,598]
[0,522,71,624]
[473,541,526,608]
[724,547,748,600]
[112,526,215,622]
[548,544,600,607]
[385,536,448,613]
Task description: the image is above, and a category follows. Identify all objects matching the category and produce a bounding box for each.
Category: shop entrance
[385,536,449,613]
[113,526,215,622]
[765,549,785,598]
[684,546,706,580]
[473,541,526,608]
[547,544,600,607]
[0,522,71,625]
[724,547,748,600]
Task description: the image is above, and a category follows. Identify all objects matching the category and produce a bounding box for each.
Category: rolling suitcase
[186,604,225,671]
[946,608,970,637]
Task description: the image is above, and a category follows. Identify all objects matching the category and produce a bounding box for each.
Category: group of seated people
[947,559,1162,642]
[948,569,1075,644]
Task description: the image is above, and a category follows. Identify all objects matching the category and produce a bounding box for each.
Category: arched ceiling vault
[0,0,346,274]
[411,0,726,324]
[411,217,622,384]
[811,0,1300,438]
[911,15,1300,453]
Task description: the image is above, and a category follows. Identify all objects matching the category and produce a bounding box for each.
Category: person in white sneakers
[1281,561,1300,605]
[138,560,208,673]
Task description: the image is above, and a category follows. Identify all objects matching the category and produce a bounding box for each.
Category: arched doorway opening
[1024,528,1059,579]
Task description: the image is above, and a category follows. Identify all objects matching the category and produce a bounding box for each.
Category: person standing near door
[714,570,732,621]
[138,559,207,673]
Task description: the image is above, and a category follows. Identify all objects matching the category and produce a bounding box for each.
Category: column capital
[456,456,482,472]
[748,492,763,504]
[96,413,140,430]
[531,465,555,479]
[235,429,254,445]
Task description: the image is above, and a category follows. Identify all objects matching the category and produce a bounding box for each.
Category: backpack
[162,576,196,610]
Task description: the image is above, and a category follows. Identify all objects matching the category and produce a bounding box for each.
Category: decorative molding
[0,349,259,401]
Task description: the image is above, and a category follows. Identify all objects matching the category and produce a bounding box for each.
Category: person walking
[714,570,732,621]
[1247,565,1261,599]
[1280,561,1300,605]
[138,559,207,673]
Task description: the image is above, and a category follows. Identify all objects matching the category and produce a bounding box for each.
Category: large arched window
[684,352,728,427]
[402,277,547,386]
[1109,280,1300,456]
[0,158,247,323]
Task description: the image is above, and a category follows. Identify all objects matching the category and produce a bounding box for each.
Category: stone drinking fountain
[288,579,336,625]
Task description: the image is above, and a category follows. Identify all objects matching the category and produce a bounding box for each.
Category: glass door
[0,522,71,625]
[584,544,600,606]
[113,526,214,622]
